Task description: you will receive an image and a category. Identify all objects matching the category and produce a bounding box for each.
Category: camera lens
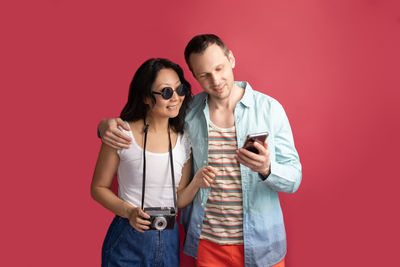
[153,217,167,230]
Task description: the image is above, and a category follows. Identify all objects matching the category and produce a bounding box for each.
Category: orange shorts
[195,238,285,267]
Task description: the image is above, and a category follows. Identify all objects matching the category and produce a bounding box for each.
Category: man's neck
[208,84,244,111]
[208,84,244,128]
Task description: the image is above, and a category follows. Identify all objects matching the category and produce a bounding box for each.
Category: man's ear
[228,50,236,69]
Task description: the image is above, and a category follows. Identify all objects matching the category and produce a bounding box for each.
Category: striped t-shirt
[200,122,243,245]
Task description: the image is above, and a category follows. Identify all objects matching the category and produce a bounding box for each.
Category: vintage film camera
[144,207,176,231]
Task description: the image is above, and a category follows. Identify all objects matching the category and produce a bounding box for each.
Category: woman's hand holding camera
[128,207,151,233]
[193,166,217,188]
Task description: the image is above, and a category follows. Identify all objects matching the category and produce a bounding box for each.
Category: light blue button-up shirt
[180,81,302,266]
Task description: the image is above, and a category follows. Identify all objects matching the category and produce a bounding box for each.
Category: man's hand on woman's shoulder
[98,118,132,149]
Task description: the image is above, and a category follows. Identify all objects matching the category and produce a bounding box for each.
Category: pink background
[1,0,400,266]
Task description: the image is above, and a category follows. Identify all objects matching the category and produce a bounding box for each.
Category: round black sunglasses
[152,84,187,100]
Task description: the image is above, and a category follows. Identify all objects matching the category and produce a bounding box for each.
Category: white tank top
[117,122,191,208]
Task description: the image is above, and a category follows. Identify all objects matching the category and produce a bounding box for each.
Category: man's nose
[210,73,220,87]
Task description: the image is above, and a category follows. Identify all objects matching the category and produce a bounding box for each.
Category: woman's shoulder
[118,120,133,135]
[176,131,191,162]
[178,130,190,143]
[122,120,146,138]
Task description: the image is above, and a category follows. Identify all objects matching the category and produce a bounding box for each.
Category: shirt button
[200,203,203,206]
[205,137,208,141]
[197,224,201,228]
[203,160,207,164]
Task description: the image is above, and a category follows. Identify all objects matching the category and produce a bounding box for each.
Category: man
[98,34,301,267]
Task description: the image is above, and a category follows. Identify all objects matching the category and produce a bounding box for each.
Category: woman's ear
[144,97,153,108]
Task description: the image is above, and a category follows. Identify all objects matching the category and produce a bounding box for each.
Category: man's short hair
[184,34,230,70]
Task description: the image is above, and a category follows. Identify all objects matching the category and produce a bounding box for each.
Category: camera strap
[141,120,177,212]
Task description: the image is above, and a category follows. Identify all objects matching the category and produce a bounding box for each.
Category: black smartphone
[242,132,269,154]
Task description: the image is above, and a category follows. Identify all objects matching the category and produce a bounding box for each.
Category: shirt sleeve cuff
[258,162,273,181]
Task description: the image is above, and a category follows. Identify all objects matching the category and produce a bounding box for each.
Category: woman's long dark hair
[120,58,192,133]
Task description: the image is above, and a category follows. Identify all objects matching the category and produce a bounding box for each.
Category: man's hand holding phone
[235,132,271,178]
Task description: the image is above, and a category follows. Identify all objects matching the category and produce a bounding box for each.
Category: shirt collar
[235,81,254,108]
[198,81,254,107]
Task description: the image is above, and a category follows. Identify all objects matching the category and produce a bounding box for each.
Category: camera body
[144,207,176,231]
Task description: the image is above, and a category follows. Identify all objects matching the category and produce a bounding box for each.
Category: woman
[91,58,216,266]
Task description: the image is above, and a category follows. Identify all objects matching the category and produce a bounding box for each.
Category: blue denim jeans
[102,216,179,267]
